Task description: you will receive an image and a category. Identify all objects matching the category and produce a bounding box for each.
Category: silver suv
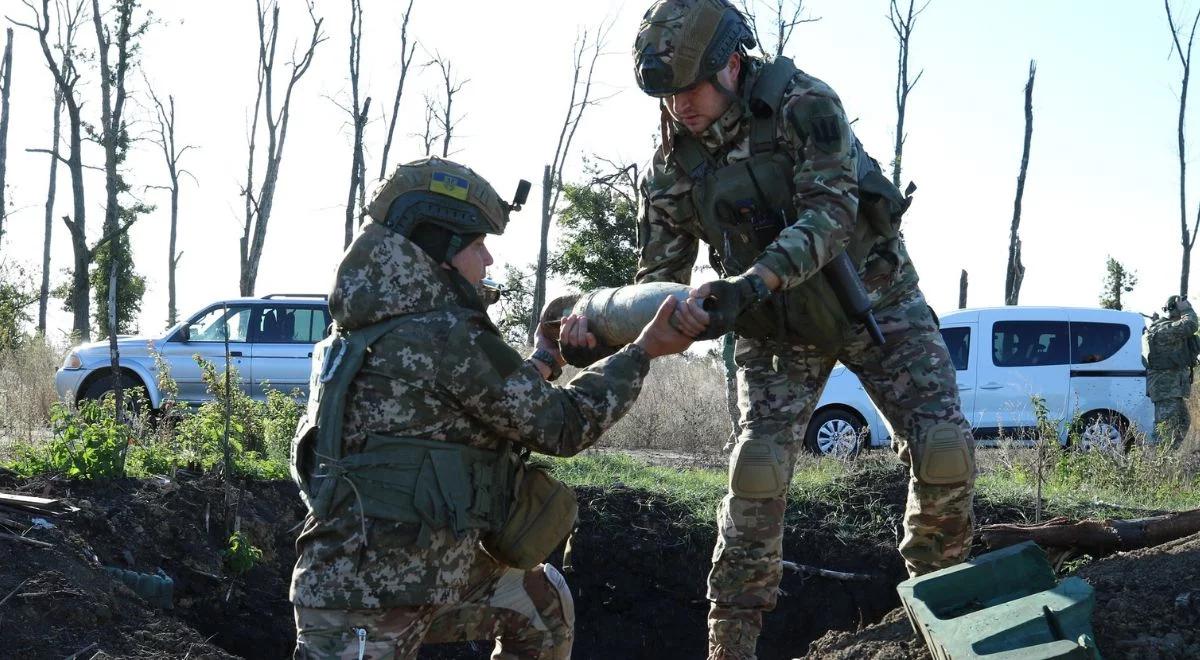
[55,294,332,409]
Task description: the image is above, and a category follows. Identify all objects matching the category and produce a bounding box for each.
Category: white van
[810,307,1153,456]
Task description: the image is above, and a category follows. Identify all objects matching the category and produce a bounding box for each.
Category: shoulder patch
[474,327,525,379]
[787,95,847,156]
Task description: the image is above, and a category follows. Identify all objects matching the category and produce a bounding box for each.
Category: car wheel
[805,408,866,458]
[81,373,149,420]
[1076,412,1128,454]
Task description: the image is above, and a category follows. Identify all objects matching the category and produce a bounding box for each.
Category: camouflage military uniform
[1146,300,1199,447]
[635,56,975,658]
[290,222,651,659]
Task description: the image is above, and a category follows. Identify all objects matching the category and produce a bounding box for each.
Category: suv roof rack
[262,293,328,300]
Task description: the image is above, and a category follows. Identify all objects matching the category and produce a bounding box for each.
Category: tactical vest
[1147,319,1200,371]
[290,316,516,546]
[669,57,909,352]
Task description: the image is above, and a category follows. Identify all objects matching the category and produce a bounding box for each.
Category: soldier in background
[630,1,976,657]
[1146,295,1199,447]
[289,157,692,659]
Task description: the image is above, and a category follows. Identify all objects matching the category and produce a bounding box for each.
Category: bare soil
[805,531,1200,659]
[2,461,1195,659]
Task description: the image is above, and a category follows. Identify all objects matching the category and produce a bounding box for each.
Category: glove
[694,274,770,340]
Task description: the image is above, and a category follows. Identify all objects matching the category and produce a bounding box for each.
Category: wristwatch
[529,347,563,381]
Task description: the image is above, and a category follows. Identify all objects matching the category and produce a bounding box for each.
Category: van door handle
[957,382,973,391]
[980,382,1003,390]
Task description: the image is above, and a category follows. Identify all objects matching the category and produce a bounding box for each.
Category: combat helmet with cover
[634,0,756,97]
[366,156,528,264]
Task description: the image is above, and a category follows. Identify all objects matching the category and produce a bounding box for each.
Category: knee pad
[540,563,575,631]
[914,422,974,485]
[729,437,789,498]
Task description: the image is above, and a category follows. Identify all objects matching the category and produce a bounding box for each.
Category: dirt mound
[806,532,1200,660]
[0,468,303,660]
[0,463,917,659]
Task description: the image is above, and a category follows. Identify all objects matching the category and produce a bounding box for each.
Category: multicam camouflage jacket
[636,57,919,311]
[290,223,651,609]
[1146,306,1200,401]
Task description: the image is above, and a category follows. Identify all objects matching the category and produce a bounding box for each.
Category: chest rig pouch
[671,57,908,353]
[290,316,517,548]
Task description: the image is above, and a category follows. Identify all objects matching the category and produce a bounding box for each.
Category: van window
[992,321,1069,367]
[1071,322,1130,364]
[940,327,970,371]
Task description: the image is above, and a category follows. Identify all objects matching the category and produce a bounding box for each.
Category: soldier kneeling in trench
[288,157,693,659]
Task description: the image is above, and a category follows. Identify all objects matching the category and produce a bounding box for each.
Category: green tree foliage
[1099,256,1137,311]
[0,261,37,349]
[90,232,147,336]
[495,263,534,347]
[549,170,639,291]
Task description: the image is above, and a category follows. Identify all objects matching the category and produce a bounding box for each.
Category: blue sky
[0,0,1196,341]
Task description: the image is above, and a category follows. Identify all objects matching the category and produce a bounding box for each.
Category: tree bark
[240,1,324,296]
[958,269,967,309]
[343,0,368,248]
[15,0,90,339]
[378,0,416,180]
[0,27,13,247]
[530,164,552,343]
[38,91,62,334]
[1004,60,1035,306]
[527,28,607,343]
[980,509,1200,557]
[888,0,928,189]
[1167,1,1200,297]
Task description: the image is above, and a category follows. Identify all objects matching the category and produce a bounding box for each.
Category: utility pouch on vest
[290,316,516,543]
[482,463,579,570]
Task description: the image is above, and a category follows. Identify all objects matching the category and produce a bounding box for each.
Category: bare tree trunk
[415,94,438,156]
[530,164,553,344]
[240,0,325,296]
[527,27,608,343]
[378,0,416,180]
[0,27,13,246]
[343,0,368,248]
[889,0,929,188]
[426,53,467,159]
[38,90,62,334]
[146,83,192,327]
[14,0,90,340]
[1167,1,1200,297]
[1004,60,1035,306]
[107,259,121,424]
[958,269,967,309]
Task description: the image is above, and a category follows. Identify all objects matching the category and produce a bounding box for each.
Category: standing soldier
[289,157,692,659]
[631,2,975,657]
[1146,295,1199,447]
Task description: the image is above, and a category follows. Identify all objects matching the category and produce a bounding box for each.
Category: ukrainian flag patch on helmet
[430,171,470,200]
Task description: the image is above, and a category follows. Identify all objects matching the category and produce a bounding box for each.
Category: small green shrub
[45,399,130,479]
[223,530,263,575]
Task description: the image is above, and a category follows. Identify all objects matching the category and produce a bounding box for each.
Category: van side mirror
[177,324,191,343]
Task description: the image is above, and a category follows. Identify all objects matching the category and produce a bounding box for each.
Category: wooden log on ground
[979,508,1200,556]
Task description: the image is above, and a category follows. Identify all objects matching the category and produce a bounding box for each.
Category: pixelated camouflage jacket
[290,223,651,609]
[1146,306,1200,400]
[636,58,919,304]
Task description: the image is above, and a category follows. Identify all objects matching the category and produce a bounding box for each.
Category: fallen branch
[62,641,97,660]
[782,560,873,582]
[0,532,53,548]
[979,508,1200,556]
[0,578,30,608]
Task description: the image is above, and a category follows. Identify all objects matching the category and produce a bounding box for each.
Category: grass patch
[543,450,852,530]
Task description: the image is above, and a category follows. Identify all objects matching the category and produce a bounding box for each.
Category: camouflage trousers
[707,286,976,660]
[1153,397,1190,447]
[294,563,574,660]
